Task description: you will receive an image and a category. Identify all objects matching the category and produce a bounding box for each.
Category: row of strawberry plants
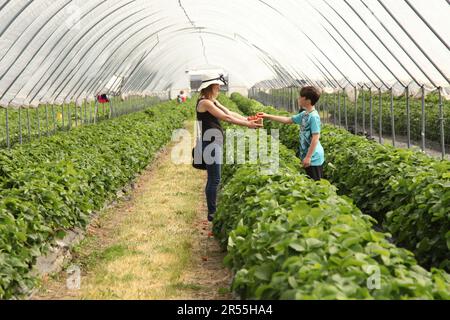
[212,98,449,299]
[0,96,162,149]
[0,99,195,299]
[230,93,449,272]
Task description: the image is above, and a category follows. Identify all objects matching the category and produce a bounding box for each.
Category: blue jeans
[203,143,222,215]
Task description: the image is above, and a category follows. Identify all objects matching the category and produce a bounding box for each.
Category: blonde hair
[200,85,216,100]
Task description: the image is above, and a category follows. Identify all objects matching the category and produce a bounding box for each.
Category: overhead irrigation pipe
[404,0,449,52]
[344,0,421,87]
[322,0,405,88]
[306,0,386,89]
[360,0,438,87]
[377,0,450,85]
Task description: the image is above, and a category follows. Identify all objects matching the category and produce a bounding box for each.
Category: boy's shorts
[305,166,323,181]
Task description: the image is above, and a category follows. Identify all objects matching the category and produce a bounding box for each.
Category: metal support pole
[421,86,426,151]
[89,100,92,124]
[344,92,348,130]
[362,87,366,134]
[94,101,98,124]
[338,91,342,128]
[36,107,41,139]
[61,103,65,129]
[52,104,56,134]
[369,88,373,138]
[26,107,31,141]
[439,87,445,159]
[74,103,78,127]
[406,87,411,148]
[379,89,382,144]
[5,108,10,149]
[45,104,49,137]
[68,103,72,130]
[19,107,23,144]
[354,86,358,134]
[390,89,395,147]
[333,92,337,125]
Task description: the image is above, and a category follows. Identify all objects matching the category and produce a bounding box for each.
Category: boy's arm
[302,134,320,168]
[261,113,294,124]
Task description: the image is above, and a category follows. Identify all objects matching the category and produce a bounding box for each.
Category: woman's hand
[247,120,263,129]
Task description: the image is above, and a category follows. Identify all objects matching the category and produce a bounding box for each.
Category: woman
[196,74,262,222]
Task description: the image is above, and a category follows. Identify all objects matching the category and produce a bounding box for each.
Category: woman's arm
[214,100,248,121]
[202,100,262,129]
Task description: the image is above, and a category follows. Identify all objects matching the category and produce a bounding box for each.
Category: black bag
[192,146,207,170]
[192,121,207,170]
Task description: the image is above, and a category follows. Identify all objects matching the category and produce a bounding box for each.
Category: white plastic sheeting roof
[0,0,449,107]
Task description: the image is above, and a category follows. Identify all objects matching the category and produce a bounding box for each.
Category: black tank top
[196,98,224,145]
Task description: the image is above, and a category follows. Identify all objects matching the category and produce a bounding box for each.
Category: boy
[260,86,325,181]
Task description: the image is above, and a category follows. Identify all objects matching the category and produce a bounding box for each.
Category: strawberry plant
[230,93,450,272]
[214,129,449,299]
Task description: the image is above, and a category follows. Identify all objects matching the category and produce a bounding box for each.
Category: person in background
[180,90,188,103]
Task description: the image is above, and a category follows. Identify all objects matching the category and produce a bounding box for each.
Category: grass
[33,121,232,300]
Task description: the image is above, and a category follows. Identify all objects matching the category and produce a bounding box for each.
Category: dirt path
[32,121,233,300]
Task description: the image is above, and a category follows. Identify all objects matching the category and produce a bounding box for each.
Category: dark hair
[300,86,321,106]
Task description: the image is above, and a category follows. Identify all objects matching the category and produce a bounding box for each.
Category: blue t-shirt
[291,110,325,166]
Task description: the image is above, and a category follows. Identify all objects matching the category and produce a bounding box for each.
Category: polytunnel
[0,0,450,301]
[0,0,449,155]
